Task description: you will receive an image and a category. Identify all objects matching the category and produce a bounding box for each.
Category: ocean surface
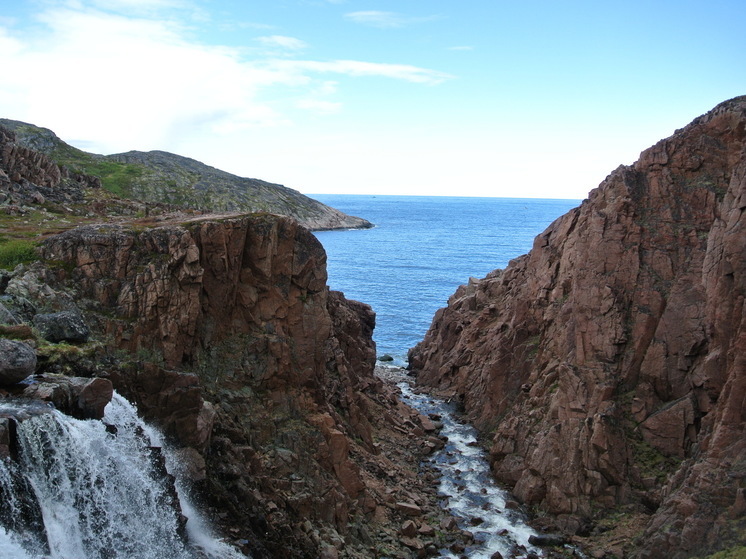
[312,195,581,365]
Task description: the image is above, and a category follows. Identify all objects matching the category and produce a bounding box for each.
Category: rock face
[34,213,444,558]
[409,96,746,557]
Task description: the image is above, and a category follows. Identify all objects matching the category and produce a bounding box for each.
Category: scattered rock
[23,374,113,419]
[401,520,418,537]
[33,310,90,343]
[0,301,19,325]
[0,338,36,385]
[396,502,423,516]
[529,533,567,547]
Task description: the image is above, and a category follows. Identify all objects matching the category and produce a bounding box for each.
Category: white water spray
[0,394,247,559]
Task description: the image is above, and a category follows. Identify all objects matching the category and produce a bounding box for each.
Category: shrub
[0,239,38,269]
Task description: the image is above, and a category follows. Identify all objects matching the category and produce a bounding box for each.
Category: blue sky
[1,0,744,199]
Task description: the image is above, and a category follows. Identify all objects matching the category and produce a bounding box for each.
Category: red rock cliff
[408,96,746,557]
[37,213,442,558]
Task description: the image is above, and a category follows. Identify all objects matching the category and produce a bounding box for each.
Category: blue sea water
[312,195,581,365]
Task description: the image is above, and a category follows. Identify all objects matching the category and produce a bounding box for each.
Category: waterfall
[0,394,247,559]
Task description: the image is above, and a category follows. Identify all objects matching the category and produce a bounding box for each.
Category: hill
[0,118,371,231]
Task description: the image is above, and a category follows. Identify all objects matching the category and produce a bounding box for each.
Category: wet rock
[23,374,113,419]
[0,338,36,385]
[528,533,567,547]
[33,310,90,343]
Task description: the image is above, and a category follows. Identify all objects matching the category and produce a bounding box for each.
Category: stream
[386,368,554,559]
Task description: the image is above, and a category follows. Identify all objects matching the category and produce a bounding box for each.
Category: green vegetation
[698,546,746,559]
[50,143,145,196]
[0,239,38,269]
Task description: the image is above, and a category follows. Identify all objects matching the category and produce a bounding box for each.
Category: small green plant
[699,546,746,559]
[0,239,38,269]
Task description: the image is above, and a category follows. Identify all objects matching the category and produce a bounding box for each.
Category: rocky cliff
[0,214,453,558]
[0,120,455,557]
[0,118,372,231]
[409,96,746,558]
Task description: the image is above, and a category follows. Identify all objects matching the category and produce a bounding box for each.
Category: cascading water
[397,380,542,559]
[0,394,246,559]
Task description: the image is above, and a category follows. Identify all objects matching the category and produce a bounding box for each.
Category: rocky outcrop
[29,213,444,558]
[0,118,373,231]
[409,96,746,557]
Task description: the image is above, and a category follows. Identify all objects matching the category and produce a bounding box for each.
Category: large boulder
[0,338,37,385]
[22,374,113,419]
[33,310,90,343]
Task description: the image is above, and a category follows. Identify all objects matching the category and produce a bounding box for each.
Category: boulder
[0,301,19,325]
[23,375,113,419]
[0,338,36,385]
[33,310,90,343]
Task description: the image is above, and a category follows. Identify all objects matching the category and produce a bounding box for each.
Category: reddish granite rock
[409,96,746,557]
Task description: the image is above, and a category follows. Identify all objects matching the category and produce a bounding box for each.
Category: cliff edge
[409,96,746,557]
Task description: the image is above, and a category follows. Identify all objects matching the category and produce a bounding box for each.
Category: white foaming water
[0,526,35,559]
[398,381,539,559]
[0,393,247,559]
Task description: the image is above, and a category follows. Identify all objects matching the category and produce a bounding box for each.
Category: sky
[0,1,744,199]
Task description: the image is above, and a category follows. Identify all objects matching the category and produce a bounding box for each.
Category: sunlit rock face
[409,96,746,557]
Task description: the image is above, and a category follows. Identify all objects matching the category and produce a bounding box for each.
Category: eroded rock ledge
[409,95,746,558]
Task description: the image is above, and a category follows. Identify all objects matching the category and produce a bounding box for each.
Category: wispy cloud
[271,60,453,85]
[256,35,308,51]
[0,1,450,157]
[343,11,438,29]
[448,45,474,51]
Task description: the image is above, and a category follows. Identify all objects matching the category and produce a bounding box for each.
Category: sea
[312,195,582,365]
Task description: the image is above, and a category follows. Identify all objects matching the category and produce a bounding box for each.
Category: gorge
[0,95,745,559]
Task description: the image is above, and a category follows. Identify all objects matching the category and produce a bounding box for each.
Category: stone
[33,310,90,343]
[528,533,567,547]
[395,502,423,516]
[0,301,19,325]
[23,375,113,419]
[401,519,418,537]
[0,338,36,385]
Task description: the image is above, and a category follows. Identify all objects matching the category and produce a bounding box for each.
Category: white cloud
[344,11,439,29]
[0,2,451,157]
[295,99,342,115]
[256,35,308,51]
[270,59,453,85]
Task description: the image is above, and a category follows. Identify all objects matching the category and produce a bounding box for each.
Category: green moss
[698,546,746,559]
[0,239,38,269]
[49,144,145,196]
